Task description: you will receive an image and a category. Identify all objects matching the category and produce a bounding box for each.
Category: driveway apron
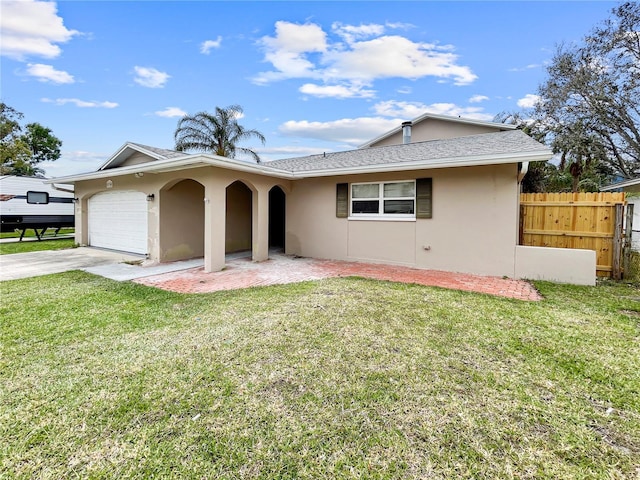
[0,247,143,281]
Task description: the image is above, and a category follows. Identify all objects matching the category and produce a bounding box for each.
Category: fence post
[623,203,634,279]
[612,203,624,280]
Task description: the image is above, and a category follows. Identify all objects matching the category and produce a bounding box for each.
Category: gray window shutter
[336,183,348,218]
[416,178,432,219]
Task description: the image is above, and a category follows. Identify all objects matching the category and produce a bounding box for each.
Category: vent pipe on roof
[402,121,412,144]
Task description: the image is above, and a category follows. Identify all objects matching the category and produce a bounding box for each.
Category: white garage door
[88,190,148,254]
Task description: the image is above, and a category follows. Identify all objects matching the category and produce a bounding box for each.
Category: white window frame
[349,180,416,220]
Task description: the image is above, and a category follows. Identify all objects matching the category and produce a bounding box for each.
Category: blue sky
[1,0,618,178]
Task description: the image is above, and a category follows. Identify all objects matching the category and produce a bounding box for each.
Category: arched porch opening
[269,185,286,251]
[159,179,205,262]
[225,180,253,254]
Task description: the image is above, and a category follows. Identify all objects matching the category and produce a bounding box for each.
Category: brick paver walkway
[134,254,542,301]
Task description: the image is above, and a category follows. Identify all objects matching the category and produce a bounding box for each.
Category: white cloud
[279,117,400,146]
[325,36,476,85]
[26,63,74,84]
[40,150,108,177]
[0,0,79,60]
[253,22,327,84]
[42,98,118,108]
[299,83,375,99]
[373,100,431,118]
[155,107,187,118]
[385,22,415,30]
[331,21,415,44]
[263,21,327,54]
[253,21,476,96]
[372,100,493,121]
[200,36,222,54]
[509,63,543,72]
[469,94,489,103]
[331,22,385,44]
[133,66,170,88]
[517,94,540,108]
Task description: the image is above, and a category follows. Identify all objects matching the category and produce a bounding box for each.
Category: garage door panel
[88,191,148,254]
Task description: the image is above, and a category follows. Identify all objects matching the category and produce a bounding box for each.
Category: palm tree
[174,105,266,163]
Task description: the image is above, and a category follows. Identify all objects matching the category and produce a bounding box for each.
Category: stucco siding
[119,152,157,168]
[74,167,292,266]
[515,245,596,285]
[347,220,416,265]
[414,165,518,276]
[73,159,520,277]
[371,119,507,147]
[286,177,348,259]
[159,179,204,262]
[286,164,519,277]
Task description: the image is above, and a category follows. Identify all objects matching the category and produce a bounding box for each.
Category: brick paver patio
[134,254,542,301]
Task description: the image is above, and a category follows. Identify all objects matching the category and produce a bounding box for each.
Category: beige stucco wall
[225,181,252,253]
[371,119,509,147]
[73,166,291,271]
[120,152,159,168]
[286,164,520,277]
[514,245,596,286]
[159,179,204,262]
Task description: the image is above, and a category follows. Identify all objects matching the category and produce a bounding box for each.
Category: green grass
[1,273,639,479]
[0,238,76,255]
[0,228,74,239]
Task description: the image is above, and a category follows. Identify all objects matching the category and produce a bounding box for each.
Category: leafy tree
[494,110,614,193]
[0,102,62,176]
[23,123,62,165]
[535,2,640,181]
[174,105,266,163]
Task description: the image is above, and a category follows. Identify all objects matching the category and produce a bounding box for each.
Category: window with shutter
[350,181,415,218]
[336,183,348,218]
[416,178,432,219]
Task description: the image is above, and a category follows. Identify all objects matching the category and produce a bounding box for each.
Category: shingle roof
[127,142,186,160]
[263,130,549,173]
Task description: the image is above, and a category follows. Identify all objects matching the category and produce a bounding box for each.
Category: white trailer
[0,175,74,239]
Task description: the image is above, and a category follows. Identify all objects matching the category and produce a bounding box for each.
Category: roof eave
[600,177,640,191]
[46,154,295,184]
[46,149,552,184]
[291,150,552,178]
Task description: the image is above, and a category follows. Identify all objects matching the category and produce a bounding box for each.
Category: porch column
[77,197,88,246]
[252,186,269,262]
[204,181,226,272]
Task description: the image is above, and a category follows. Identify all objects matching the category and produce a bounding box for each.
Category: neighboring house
[601,177,640,193]
[602,177,640,250]
[0,175,74,234]
[46,115,596,284]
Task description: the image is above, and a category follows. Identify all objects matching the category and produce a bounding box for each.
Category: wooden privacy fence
[520,192,627,278]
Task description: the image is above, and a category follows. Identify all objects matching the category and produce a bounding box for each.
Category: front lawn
[1,273,638,478]
[0,238,75,255]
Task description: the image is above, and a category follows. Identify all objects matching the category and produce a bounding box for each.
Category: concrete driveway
[0,247,144,281]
